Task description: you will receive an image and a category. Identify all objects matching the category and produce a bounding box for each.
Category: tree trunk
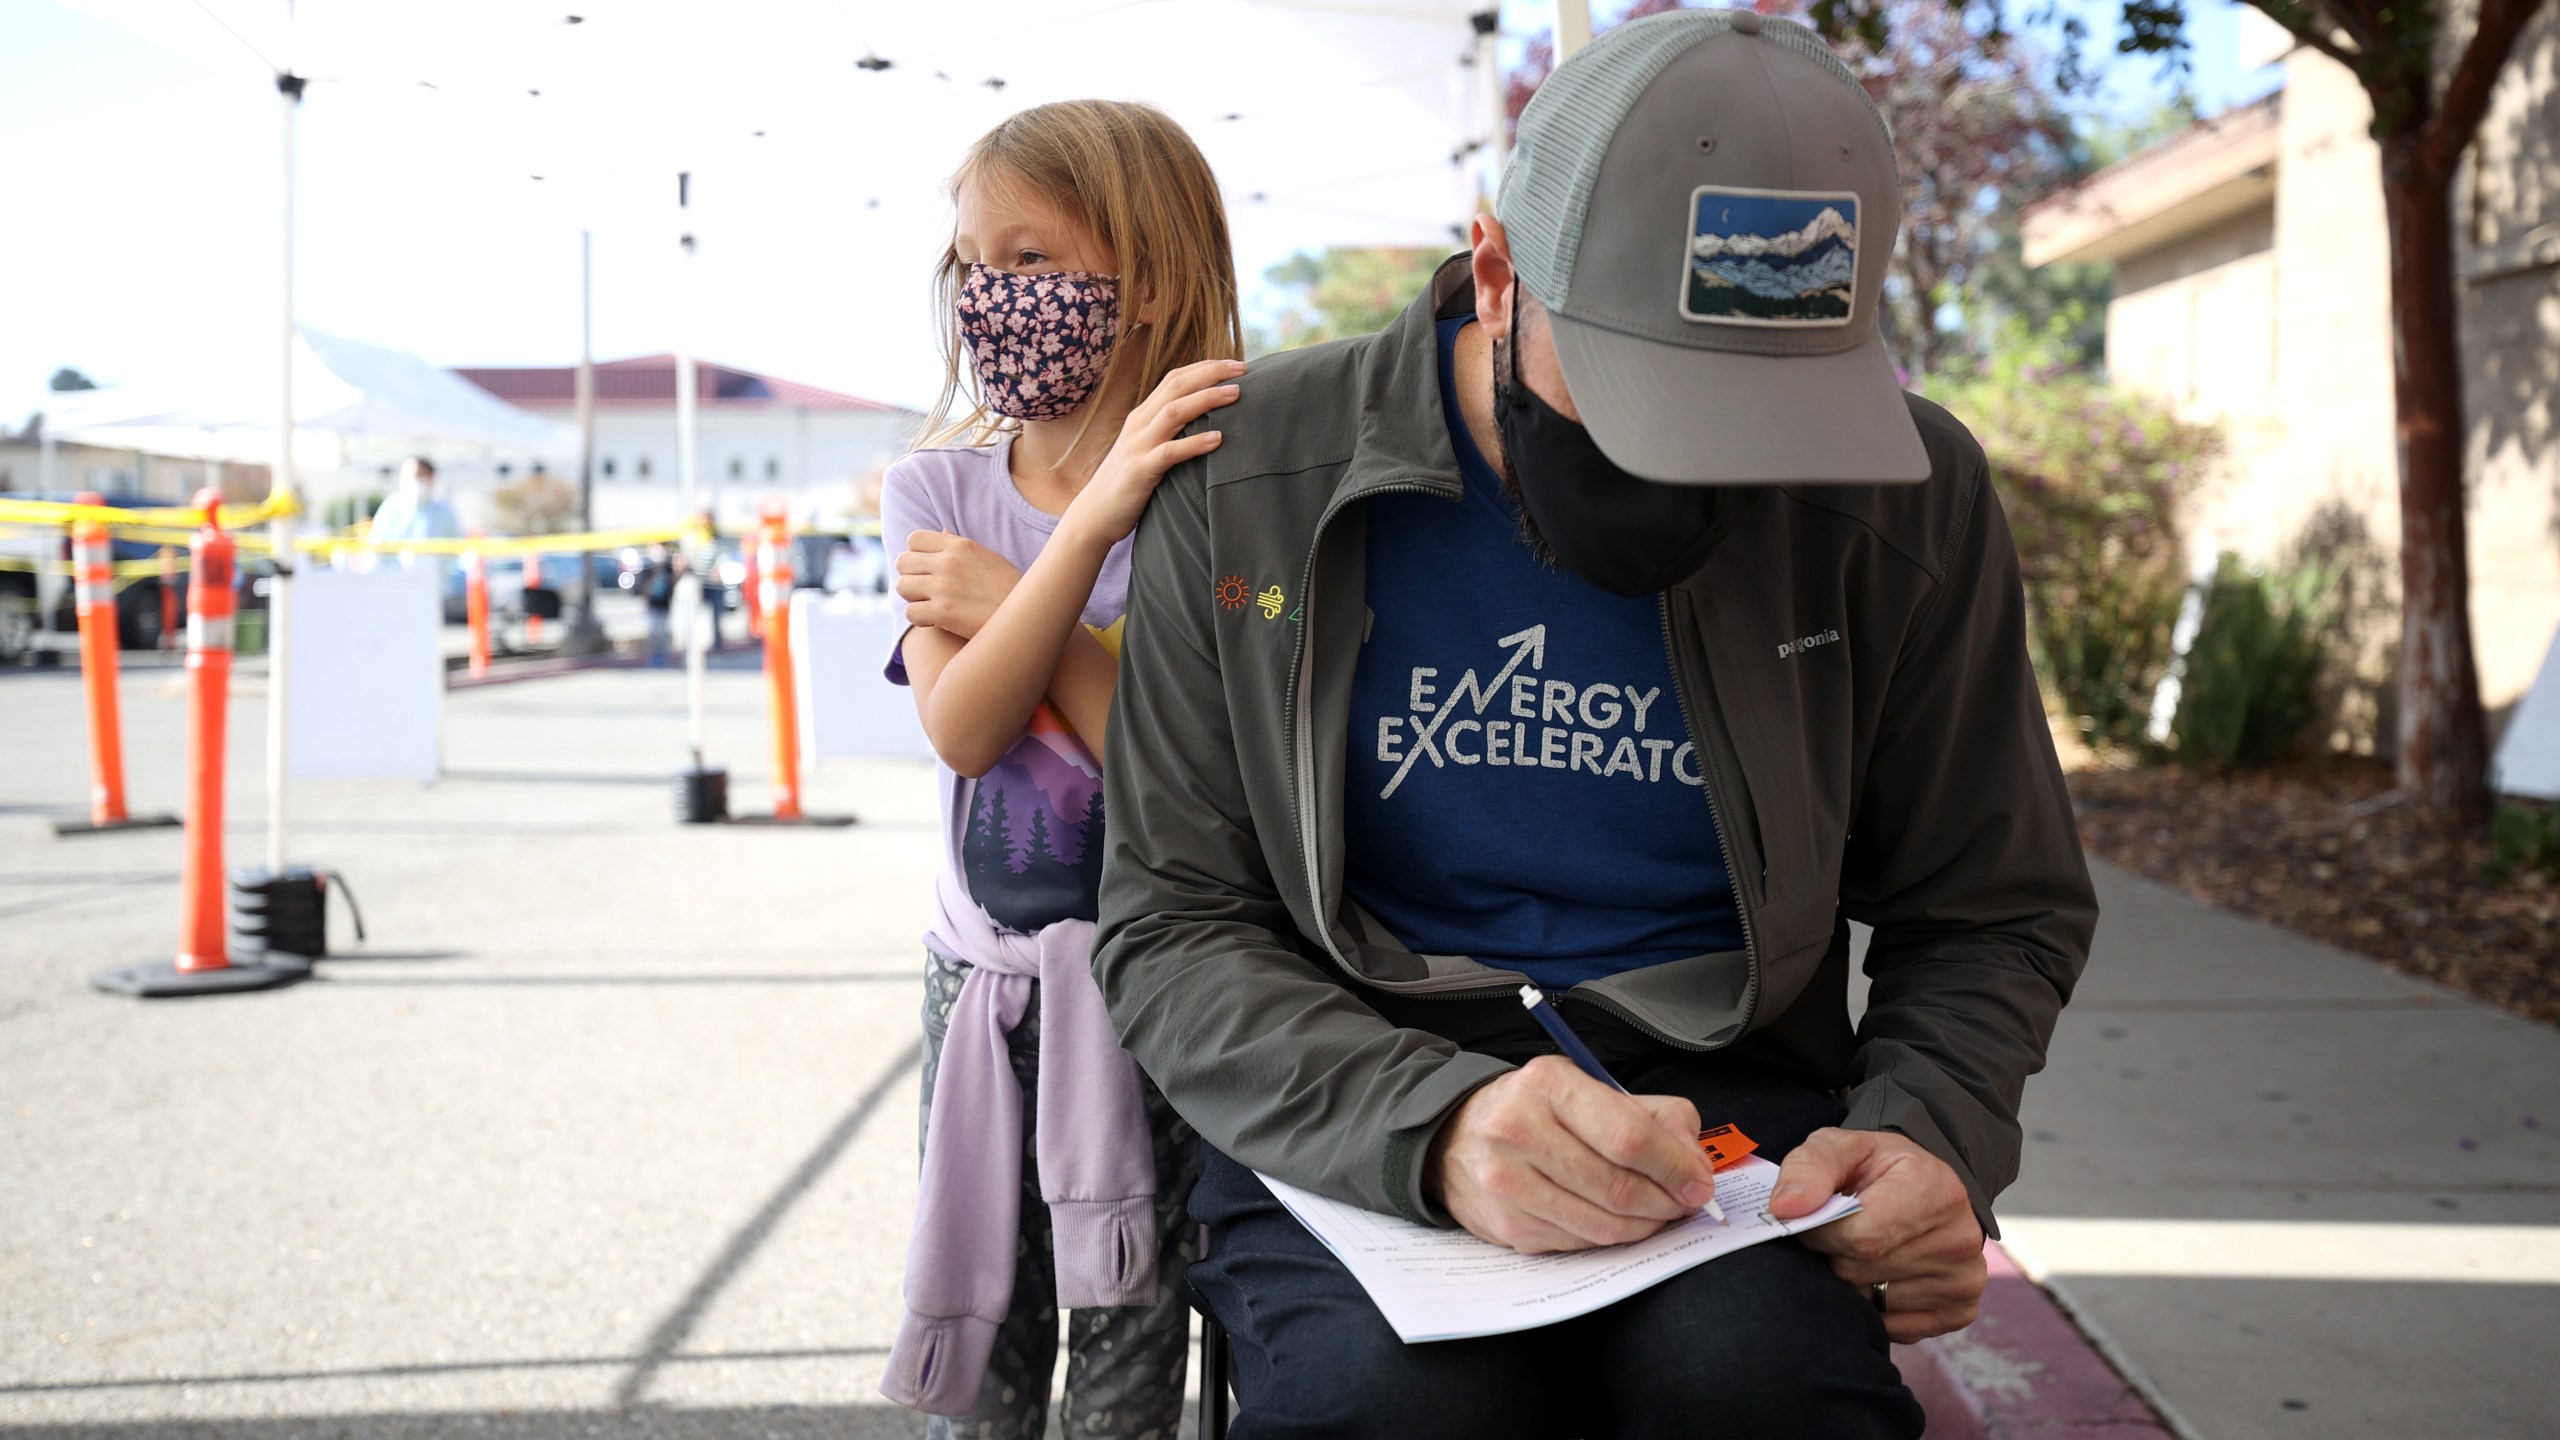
[2376,133,2490,824]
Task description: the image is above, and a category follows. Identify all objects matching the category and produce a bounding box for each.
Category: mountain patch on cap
[1682,187,1859,328]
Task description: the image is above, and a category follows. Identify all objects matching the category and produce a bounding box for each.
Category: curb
[1892,1243,2175,1439]
[443,651,646,689]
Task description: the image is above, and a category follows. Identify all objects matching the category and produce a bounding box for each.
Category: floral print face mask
[956,261,1124,421]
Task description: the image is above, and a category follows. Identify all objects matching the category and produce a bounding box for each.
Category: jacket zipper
[1557,595,1765,1051]
[1288,479,1519,1002]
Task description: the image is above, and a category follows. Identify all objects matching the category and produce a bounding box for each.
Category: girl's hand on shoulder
[897,530,1022,640]
[1063,358,1247,547]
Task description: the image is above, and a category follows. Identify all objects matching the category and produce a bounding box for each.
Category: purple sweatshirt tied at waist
[881,871,1159,1416]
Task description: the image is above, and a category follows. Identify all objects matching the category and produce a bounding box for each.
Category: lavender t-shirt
[881,434,1134,962]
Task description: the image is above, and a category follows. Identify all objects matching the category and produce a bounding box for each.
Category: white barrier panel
[2492,619,2560,800]
[287,566,442,782]
[791,590,934,762]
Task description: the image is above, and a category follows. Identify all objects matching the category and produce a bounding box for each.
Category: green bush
[325,491,385,531]
[1929,322,2219,751]
[2487,803,2560,883]
[2171,554,2336,768]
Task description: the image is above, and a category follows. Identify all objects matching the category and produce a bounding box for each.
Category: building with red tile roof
[453,356,921,530]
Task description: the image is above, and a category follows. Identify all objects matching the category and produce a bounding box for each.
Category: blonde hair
[920,100,1243,450]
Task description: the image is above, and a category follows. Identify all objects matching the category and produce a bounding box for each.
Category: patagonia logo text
[1777,629,1841,659]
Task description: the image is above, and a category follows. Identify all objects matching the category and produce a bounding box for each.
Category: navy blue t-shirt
[1340,316,1743,989]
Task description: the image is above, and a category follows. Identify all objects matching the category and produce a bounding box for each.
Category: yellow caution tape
[0,555,186,590]
[0,493,299,532]
[312,524,689,557]
[3,494,879,558]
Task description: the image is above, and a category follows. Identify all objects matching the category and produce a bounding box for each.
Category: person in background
[824,535,888,595]
[873,98,1244,1440]
[640,542,675,666]
[366,456,461,591]
[688,509,725,653]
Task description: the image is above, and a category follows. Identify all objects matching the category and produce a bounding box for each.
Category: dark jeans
[1186,1044,1925,1440]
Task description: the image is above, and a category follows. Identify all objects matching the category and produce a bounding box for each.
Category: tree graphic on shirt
[1069,789,1105,902]
[1022,804,1052,877]
[965,786,1016,898]
[963,769,1107,932]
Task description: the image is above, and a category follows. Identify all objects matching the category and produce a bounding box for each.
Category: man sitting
[1094,11,2096,1437]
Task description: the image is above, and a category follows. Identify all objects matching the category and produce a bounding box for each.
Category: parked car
[437,551,612,624]
[0,492,195,660]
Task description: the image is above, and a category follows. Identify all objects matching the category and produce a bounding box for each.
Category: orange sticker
[1696,1124,1758,1171]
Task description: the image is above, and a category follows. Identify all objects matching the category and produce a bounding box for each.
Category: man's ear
[1471,215,1515,342]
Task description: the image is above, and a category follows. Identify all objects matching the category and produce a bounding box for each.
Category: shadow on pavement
[614,1040,924,1408]
[0,1406,926,1438]
[312,971,918,988]
[0,1347,889,1396]
[437,770,684,787]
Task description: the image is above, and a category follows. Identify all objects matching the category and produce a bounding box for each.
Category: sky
[0,0,2278,433]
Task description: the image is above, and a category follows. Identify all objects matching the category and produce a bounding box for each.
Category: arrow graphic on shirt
[1380,625,1546,800]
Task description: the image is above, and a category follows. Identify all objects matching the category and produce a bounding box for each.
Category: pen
[1518,984,1727,1224]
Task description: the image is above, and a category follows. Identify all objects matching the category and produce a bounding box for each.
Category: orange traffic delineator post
[728,500,850,828]
[53,494,179,838]
[522,545,545,644]
[156,545,180,653]
[463,533,491,678]
[741,539,765,642]
[92,490,306,998]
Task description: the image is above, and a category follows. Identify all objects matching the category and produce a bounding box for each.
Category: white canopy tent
[51,0,1520,857]
[58,1,1511,265]
[2493,622,2560,801]
[50,327,573,491]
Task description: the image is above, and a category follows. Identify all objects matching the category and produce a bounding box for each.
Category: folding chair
[1190,1222,1233,1439]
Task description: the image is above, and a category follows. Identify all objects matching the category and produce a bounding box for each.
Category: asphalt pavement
[3,658,945,1437]
[4,658,2556,1437]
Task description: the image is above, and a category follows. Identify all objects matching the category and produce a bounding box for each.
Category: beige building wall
[2455,1,2560,728]
[2106,208,2279,427]
[2236,50,2402,566]
[2099,30,2560,742]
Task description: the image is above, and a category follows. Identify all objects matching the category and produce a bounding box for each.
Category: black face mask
[1494,294,1720,597]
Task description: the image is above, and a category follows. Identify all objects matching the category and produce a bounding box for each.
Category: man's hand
[896,530,1023,640]
[1770,1128,1986,1342]
[1426,1057,1722,1254]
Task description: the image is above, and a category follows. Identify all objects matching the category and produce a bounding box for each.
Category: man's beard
[1487,330,1559,570]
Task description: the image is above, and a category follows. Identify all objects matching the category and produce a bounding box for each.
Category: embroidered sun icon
[1214,574,1251,612]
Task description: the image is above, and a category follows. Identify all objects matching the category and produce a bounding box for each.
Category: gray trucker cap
[1496,8,1929,484]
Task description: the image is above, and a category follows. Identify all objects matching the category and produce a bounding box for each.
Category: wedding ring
[1870,1281,1889,1313]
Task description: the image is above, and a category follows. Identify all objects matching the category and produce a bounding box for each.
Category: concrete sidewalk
[3,660,2556,1436]
[1991,863,2560,1439]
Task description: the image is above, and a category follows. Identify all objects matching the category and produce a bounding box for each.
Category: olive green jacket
[1094,259,2096,1231]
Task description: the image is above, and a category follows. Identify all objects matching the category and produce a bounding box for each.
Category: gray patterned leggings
[918,949,1198,1440]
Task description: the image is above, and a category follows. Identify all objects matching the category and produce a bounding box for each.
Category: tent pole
[567,228,603,653]
[36,406,57,655]
[677,174,707,771]
[1556,0,1591,58]
[266,70,306,879]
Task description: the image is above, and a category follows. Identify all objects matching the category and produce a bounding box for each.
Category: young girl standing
[877,100,1243,1439]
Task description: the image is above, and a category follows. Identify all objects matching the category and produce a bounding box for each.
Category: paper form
[1255,1157,1861,1343]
